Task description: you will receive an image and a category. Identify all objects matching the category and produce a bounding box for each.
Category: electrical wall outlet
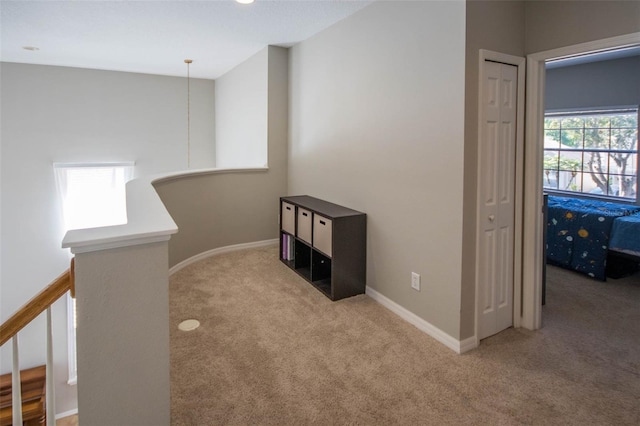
[411,272,420,291]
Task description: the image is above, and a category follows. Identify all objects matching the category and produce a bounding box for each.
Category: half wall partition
[61,167,283,425]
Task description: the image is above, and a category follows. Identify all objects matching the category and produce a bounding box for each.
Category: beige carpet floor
[170,246,640,425]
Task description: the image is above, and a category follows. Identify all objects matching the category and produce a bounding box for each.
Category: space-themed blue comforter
[546,196,640,280]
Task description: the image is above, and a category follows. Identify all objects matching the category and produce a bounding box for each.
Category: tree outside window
[543,108,638,201]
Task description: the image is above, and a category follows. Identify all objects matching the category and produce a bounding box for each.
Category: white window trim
[53,161,135,168]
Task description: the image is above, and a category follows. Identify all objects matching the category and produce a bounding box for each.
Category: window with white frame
[543,107,638,202]
[54,162,135,383]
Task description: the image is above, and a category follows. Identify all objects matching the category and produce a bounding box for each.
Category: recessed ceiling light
[22,46,40,51]
[235,0,255,4]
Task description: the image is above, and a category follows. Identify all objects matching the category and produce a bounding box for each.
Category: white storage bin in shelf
[281,201,295,235]
[313,215,332,257]
[297,208,313,244]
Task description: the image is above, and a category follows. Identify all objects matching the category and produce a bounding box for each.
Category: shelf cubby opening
[294,240,312,280]
[311,250,332,295]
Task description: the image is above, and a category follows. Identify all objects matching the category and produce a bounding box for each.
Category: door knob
[488,215,495,222]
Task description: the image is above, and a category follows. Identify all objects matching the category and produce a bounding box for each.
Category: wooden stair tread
[0,366,46,426]
[0,365,45,387]
[0,398,45,426]
[0,381,46,407]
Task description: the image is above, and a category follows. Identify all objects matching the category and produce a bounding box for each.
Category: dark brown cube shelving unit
[279,195,366,301]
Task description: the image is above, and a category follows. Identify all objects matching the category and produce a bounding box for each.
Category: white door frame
[475,49,526,344]
[522,32,640,330]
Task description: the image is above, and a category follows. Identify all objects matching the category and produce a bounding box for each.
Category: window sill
[543,189,639,206]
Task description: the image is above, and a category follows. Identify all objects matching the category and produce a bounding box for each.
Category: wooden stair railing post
[12,337,23,425]
[46,307,55,426]
[70,257,75,298]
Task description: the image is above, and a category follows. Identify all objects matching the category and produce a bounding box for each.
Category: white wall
[525,0,640,54]
[155,171,282,268]
[158,47,289,268]
[0,62,215,415]
[289,1,466,338]
[215,47,268,168]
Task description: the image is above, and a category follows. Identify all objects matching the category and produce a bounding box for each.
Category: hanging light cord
[185,59,193,168]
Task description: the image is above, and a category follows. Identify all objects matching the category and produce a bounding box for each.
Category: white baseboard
[459,336,478,353]
[56,408,78,420]
[365,286,477,354]
[169,239,278,275]
[168,242,479,354]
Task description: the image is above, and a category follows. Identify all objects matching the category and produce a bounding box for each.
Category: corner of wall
[461,0,526,340]
[267,45,289,200]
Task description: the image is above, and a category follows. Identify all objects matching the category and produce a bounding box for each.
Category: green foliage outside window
[543,109,638,200]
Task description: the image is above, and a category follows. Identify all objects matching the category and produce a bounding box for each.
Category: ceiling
[0,0,373,79]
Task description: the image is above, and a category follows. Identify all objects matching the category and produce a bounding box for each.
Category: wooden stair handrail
[0,259,74,347]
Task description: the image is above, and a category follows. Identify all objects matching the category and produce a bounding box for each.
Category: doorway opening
[523,33,640,329]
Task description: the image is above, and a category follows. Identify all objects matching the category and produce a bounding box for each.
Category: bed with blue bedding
[610,213,640,257]
[546,195,640,280]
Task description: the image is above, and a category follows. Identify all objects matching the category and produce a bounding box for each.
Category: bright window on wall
[54,162,135,230]
[543,107,638,202]
[54,162,135,384]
